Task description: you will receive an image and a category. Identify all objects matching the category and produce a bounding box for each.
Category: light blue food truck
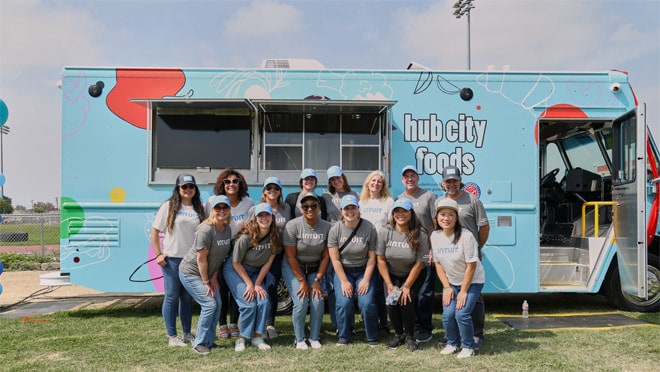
[54,59,659,312]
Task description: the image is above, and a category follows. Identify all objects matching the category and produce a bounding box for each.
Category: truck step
[540,262,589,286]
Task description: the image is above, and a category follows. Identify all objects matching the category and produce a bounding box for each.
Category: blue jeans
[161,257,193,337]
[282,260,325,343]
[443,283,483,349]
[374,270,389,329]
[222,259,273,339]
[325,264,337,326]
[333,266,378,343]
[415,262,435,333]
[267,251,284,326]
[179,271,221,348]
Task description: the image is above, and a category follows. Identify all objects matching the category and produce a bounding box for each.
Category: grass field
[0,224,59,246]
[0,293,658,371]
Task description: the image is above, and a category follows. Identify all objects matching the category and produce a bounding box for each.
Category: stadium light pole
[453,0,475,70]
[0,125,9,199]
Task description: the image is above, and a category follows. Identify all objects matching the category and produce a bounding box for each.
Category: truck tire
[606,253,660,312]
[276,277,293,316]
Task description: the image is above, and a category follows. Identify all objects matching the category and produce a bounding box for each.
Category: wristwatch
[313,277,322,283]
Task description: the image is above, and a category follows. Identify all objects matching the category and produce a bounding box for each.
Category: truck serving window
[256,100,393,182]
[150,100,252,183]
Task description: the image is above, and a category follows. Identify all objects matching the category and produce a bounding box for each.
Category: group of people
[151,164,489,359]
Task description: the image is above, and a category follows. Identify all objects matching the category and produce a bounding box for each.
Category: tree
[32,201,57,213]
[0,199,14,214]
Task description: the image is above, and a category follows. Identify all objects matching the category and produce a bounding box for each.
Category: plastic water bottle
[522,300,529,318]
[386,286,402,306]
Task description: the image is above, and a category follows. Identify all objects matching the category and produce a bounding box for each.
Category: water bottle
[386,286,402,306]
[522,300,529,318]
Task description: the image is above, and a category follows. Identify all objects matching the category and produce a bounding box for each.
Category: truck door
[611,107,648,298]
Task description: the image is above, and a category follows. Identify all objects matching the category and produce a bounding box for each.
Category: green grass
[0,224,59,246]
[0,295,658,371]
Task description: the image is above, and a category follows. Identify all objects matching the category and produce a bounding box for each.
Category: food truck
[54,59,659,312]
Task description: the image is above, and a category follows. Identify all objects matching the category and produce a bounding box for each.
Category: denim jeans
[267,251,284,326]
[374,270,389,329]
[333,266,378,343]
[222,259,274,339]
[325,264,337,326]
[415,262,435,333]
[161,257,193,337]
[442,283,484,349]
[282,259,325,343]
[179,271,221,348]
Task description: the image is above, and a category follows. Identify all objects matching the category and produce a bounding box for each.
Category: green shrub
[0,252,59,271]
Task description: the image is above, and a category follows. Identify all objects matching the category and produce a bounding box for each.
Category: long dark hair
[165,184,204,232]
[387,209,423,252]
[328,174,352,193]
[436,219,463,245]
[213,168,249,198]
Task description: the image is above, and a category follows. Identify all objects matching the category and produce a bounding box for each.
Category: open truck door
[611,107,648,302]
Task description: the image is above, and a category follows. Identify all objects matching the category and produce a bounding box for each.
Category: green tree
[0,199,14,214]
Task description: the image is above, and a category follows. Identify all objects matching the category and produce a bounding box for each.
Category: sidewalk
[0,271,161,318]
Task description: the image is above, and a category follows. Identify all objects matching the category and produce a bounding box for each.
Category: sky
[0,0,658,209]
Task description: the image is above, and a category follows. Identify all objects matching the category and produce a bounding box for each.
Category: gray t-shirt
[377,227,429,278]
[179,223,232,277]
[283,217,332,263]
[153,201,201,258]
[323,190,359,223]
[232,233,278,267]
[397,188,436,234]
[359,197,394,231]
[430,229,485,285]
[438,192,488,242]
[205,196,254,237]
[328,219,378,268]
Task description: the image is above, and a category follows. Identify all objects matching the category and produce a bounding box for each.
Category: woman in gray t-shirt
[328,195,379,346]
[376,197,427,352]
[178,195,232,354]
[222,203,281,352]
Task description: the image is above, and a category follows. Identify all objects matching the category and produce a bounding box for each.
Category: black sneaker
[387,335,405,349]
[415,330,432,343]
[193,345,211,355]
[406,337,419,352]
[367,340,379,347]
[437,336,448,346]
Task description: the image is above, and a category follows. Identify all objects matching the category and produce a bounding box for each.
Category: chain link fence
[0,213,60,255]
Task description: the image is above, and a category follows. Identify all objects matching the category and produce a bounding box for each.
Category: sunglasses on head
[265,184,280,192]
[223,179,240,185]
[301,203,319,211]
[180,184,195,190]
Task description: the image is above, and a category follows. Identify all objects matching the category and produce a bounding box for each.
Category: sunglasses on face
[180,184,195,190]
[301,203,319,211]
[213,205,230,211]
[223,179,240,185]
[265,185,281,192]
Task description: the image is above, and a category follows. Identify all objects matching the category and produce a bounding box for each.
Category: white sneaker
[252,337,271,350]
[457,348,475,359]
[440,344,458,355]
[168,336,187,347]
[295,341,309,350]
[309,340,322,349]
[235,338,246,352]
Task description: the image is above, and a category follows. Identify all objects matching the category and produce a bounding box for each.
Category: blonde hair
[360,170,392,202]
[199,208,231,229]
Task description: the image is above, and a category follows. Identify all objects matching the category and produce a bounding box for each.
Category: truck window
[262,111,382,173]
[612,116,637,183]
[562,132,611,177]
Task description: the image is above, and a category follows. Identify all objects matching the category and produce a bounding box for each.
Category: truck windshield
[562,131,611,177]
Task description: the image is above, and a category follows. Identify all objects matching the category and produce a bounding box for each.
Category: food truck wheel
[606,253,660,312]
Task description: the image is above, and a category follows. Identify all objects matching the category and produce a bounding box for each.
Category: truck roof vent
[260,58,326,70]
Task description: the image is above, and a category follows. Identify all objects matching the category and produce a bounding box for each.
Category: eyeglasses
[180,184,195,190]
[223,179,240,185]
[301,203,319,211]
[265,185,281,192]
[213,205,230,211]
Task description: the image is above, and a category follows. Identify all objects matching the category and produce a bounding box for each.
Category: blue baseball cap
[327,165,343,179]
[340,194,359,209]
[263,176,282,189]
[300,168,317,179]
[254,203,274,216]
[401,165,419,176]
[208,195,230,208]
[392,197,414,211]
